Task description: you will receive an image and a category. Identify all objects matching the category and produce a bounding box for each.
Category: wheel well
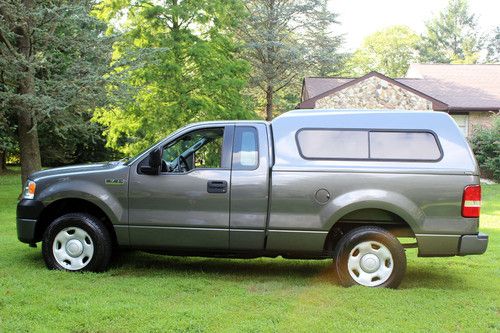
[35,198,117,245]
[323,208,415,254]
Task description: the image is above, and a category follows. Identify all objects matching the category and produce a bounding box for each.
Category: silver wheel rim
[52,227,94,270]
[347,240,393,287]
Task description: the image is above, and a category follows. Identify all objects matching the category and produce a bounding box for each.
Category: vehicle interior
[160,128,224,173]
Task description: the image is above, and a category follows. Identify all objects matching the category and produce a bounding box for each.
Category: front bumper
[416,233,488,257]
[17,218,38,243]
[16,199,44,244]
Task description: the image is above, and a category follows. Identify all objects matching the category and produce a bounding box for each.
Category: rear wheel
[332,226,406,288]
[42,213,112,272]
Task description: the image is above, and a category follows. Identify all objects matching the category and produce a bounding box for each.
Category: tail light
[462,185,481,218]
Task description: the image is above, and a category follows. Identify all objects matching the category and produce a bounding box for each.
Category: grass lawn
[0,169,498,332]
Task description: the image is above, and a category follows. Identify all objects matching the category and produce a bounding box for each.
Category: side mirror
[139,148,162,175]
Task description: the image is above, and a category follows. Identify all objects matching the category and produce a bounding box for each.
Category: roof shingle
[301,64,500,111]
[404,64,500,110]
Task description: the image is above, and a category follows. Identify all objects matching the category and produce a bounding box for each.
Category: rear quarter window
[233,126,259,170]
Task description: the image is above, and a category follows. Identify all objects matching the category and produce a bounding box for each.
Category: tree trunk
[15,0,42,185]
[0,150,6,173]
[18,103,42,184]
[265,84,273,121]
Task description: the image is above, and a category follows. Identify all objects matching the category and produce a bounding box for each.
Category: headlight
[22,180,36,199]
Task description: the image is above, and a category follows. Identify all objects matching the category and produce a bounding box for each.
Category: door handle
[207,180,228,193]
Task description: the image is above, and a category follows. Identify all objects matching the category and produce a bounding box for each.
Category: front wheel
[42,213,112,272]
[332,226,406,288]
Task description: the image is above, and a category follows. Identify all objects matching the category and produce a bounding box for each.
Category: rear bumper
[458,233,488,256]
[416,233,488,257]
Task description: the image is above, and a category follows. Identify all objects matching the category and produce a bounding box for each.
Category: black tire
[42,213,112,272]
[332,226,406,288]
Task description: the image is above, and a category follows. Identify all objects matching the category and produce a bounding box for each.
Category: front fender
[36,179,127,225]
[321,189,425,233]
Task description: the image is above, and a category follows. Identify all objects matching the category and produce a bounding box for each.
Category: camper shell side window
[296,128,443,162]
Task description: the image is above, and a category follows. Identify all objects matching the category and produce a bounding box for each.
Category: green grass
[0,170,499,332]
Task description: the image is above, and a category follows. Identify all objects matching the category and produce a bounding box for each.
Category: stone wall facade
[315,76,433,110]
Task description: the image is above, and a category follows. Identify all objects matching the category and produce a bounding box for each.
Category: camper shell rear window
[296,128,443,162]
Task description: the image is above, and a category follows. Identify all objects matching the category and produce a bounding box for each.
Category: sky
[328,0,500,51]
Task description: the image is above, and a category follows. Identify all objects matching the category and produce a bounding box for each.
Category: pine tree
[0,0,113,183]
[239,0,343,120]
[486,27,500,63]
[418,0,482,64]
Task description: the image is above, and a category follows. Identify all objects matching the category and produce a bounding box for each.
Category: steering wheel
[178,155,190,172]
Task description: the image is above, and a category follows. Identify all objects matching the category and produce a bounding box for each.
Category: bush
[470,114,500,182]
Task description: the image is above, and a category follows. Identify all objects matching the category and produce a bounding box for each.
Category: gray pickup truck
[17,110,488,288]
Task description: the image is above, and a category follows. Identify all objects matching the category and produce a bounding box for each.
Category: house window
[450,114,469,136]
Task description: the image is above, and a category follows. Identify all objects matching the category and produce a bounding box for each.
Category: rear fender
[321,189,424,233]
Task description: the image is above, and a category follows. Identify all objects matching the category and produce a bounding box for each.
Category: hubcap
[360,253,380,273]
[347,240,393,287]
[52,227,94,270]
[66,239,84,257]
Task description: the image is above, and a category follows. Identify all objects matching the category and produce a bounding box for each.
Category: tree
[239,0,343,120]
[302,1,345,77]
[486,26,500,63]
[470,114,500,182]
[38,115,119,167]
[0,109,16,172]
[0,0,114,184]
[94,0,255,156]
[418,0,482,64]
[347,25,420,77]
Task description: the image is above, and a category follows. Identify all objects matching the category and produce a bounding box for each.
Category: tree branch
[274,73,297,92]
[0,30,16,55]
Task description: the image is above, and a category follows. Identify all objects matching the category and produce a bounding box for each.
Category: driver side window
[162,128,224,173]
[193,136,223,168]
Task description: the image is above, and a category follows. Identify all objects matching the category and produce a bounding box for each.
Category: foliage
[347,25,420,77]
[0,107,16,170]
[486,26,500,63]
[239,0,344,120]
[0,0,115,181]
[39,117,120,167]
[418,0,482,64]
[470,115,500,182]
[94,0,255,156]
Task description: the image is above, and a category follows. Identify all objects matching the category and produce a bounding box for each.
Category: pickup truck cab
[17,110,488,288]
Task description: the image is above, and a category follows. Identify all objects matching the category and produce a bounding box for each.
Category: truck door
[229,123,270,250]
[128,125,234,250]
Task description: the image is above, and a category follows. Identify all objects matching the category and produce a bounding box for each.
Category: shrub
[470,114,500,182]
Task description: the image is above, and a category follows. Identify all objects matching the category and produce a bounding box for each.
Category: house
[298,64,500,137]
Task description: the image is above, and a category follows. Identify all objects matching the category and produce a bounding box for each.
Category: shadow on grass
[106,250,467,290]
[19,249,468,290]
[110,250,329,280]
